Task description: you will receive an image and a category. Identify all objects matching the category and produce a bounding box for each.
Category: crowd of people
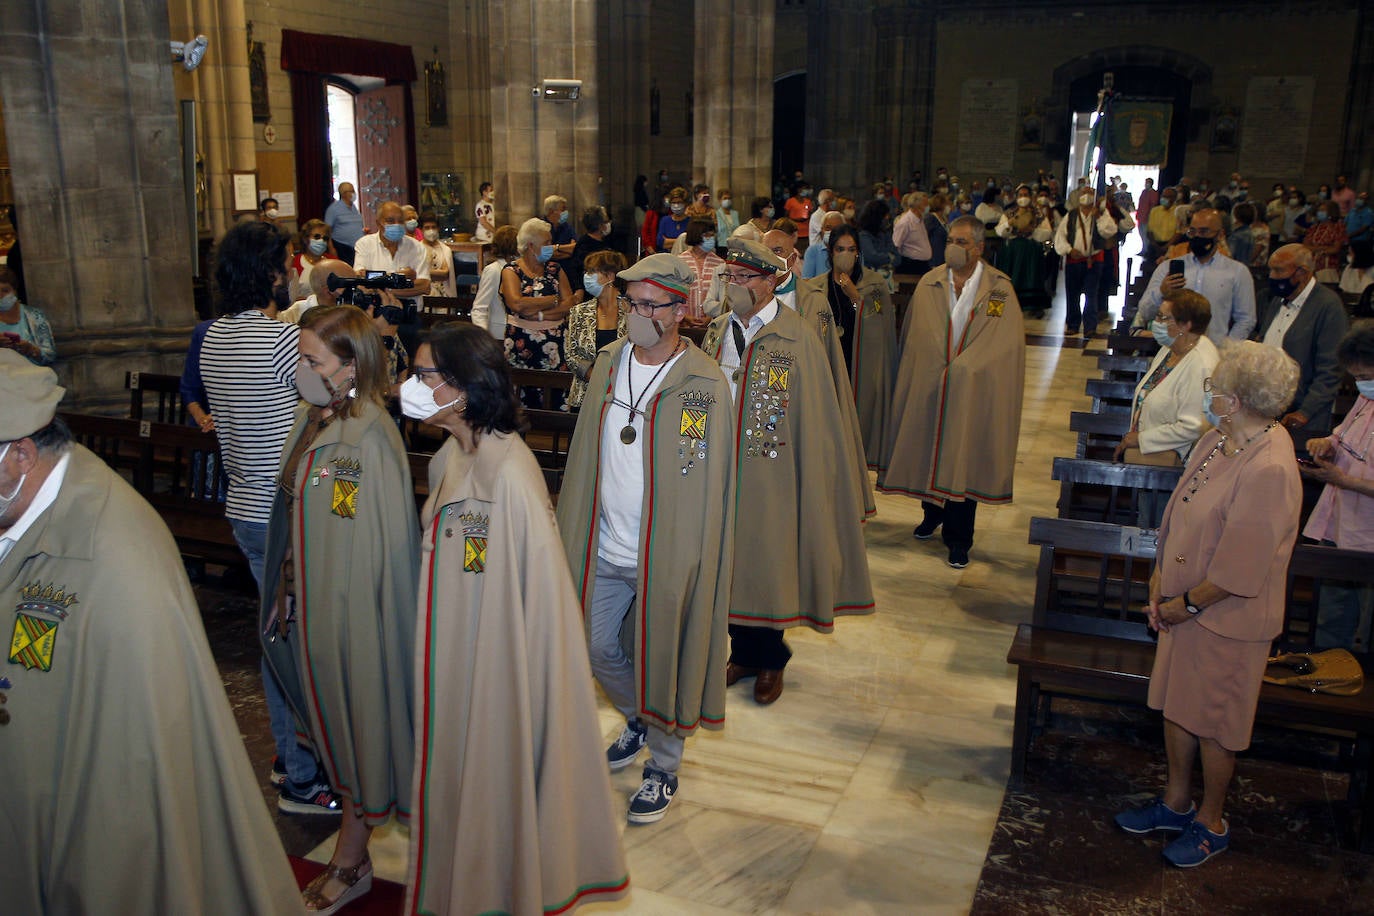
[2,157,1371,916]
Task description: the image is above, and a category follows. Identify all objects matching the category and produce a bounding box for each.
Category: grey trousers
[587,556,685,773]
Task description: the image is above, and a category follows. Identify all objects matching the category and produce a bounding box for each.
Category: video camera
[327,270,418,325]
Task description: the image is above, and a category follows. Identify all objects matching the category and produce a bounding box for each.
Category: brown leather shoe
[754,669,784,704]
[726,662,759,686]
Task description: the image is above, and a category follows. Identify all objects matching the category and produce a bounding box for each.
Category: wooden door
[355,85,409,230]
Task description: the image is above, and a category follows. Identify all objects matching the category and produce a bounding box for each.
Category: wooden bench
[126,371,187,425]
[1069,410,1130,460]
[1085,377,1135,412]
[1007,516,1374,850]
[1096,353,1151,385]
[1052,456,1182,527]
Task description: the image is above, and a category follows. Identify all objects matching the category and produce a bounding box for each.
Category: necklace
[619,340,682,444]
[1181,422,1276,502]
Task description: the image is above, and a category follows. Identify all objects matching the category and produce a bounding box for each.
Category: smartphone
[1168,259,1185,277]
[1296,456,1317,468]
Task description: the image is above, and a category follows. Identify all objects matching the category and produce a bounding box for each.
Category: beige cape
[406,433,628,916]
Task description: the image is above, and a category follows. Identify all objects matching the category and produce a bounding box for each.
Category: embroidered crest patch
[331,480,358,518]
[17,581,79,620]
[10,613,57,671]
[680,407,707,439]
[767,362,791,392]
[458,510,490,574]
[987,295,1006,318]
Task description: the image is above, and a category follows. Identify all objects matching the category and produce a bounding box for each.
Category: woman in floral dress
[498,217,575,408]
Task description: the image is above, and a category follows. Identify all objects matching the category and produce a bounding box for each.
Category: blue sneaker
[1114,797,1196,834]
[607,719,648,772]
[1163,819,1230,867]
[627,765,678,824]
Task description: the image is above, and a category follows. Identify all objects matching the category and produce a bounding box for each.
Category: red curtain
[280,30,419,221]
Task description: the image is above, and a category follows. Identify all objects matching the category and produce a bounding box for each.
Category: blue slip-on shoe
[1114,797,1196,834]
[1163,819,1229,867]
[607,719,648,772]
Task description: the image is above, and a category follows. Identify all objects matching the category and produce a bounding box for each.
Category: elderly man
[278,258,354,324]
[558,254,734,825]
[1133,208,1256,344]
[0,352,301,913]
[879,216,1026,568]
[324,181,363,265]
[701,238,875,704]
[1053,187,1119,338]
[1255,244,1350,446]
[353,200,431,358]
[544,194,576,259]
[893,192,932,275]
[807,188,837,248]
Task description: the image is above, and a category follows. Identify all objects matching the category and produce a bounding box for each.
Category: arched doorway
[773,72,806,194]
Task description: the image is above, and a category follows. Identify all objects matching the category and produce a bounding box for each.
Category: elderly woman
[1305,200,1349,281]
[656,186,691,252]
[289,219,333,303]
[499,218,575,407]
[1302,321,1374,649]
[0,266,55,366]
[1115,341,1301,868]
[797,225,897,464]
[400,323,627,914]
[259,305,420,913]
[471,224,518,339]
[565,248,628,408]
[1115,290,1220,467]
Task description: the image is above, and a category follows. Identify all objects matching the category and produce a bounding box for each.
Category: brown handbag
[1263,649,1366,697]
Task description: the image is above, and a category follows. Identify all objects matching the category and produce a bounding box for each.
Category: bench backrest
[1070,410,1130,459]
[126,372,187,425]
[1052,457,1183,527]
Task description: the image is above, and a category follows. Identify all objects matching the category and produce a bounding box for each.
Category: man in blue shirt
[1132,208,1256,344]
[323,182,363,266]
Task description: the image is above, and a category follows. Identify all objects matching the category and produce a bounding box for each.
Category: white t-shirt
[351,233,431,286]
[473,199,495,244]
[597,344,686,567]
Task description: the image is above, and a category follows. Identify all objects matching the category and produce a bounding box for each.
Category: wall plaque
[1237,77,1314,177]
[958,79,1017,176]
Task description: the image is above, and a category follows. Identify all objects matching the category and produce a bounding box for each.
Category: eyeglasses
[411,365,446,386]
[718,271,766,284]
[1186,228,1218,239]
[1201,378,1230,396]
[625,297,681,316]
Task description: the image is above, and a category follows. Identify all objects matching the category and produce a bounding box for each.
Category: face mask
[382,223,405,243]
[308,238,329,256]
[720,198,733,210]
[0,442,27,517]
[1162,199,1175,208]
[265,208,280,219]
[1150,319,1176,348]
[1237,190,1248,199]
[1269,274,1300,299]
[821,231,832,247]
[1288,198,1299,207]
[1079,196,1095,209]
[1203,391,1231,427]
[726,282,757,314]
[295,361,351,408]
[0,293,18,311]
[583,273,605,298]
[404,219,419,232]
[1017,196,1031,207]
[626,310,669,348]
[537,245,555,264]
[1037,198,1048,207]
[800,189,812,198]
[1188,236,1216,258]
[1274,190,1284,199]
[832,250,857,274]
[559,210,570,224]
[670,203,685,215]
[701,236,716,252]
[1320,191,1330,200]
[763,207,775,220]
[399,375,462,421]
[1317,211,1331,222]
[601,223,612,235]
[422,228,439,242]
[1357,379,1374,400]
[944,243,970,271]
[844,209,856,221]
[663,198,671,208]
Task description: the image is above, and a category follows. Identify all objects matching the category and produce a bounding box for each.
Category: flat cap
[724,238,785,274]
[619,253,694,298]
[0,350,64,441]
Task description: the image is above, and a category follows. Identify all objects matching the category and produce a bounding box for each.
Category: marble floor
[265,298,1107,914]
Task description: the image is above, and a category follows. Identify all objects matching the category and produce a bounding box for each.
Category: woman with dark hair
[289,218,333,302]
[677,217,723,324]
[857,199,897,276]
[797,225,898,464]
[564,248,629,408]
[258,305,419,914]
[401,322,628,915]
[0,265,55,366]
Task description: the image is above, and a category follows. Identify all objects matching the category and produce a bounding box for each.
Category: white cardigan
[470,256,512,340]
[1133,335,1220,459]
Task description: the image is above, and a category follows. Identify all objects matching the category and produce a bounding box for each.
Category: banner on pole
[1105,100,1171,166]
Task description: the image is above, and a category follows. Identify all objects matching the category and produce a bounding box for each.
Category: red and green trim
[408,510,448,913]
[544,876,632,914]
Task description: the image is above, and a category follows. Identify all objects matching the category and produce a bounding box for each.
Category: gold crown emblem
[457,510,490,533]
[19,581,80,619]
[330,457,362,472]
[679,389,717,410]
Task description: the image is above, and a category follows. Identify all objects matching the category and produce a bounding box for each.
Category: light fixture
[532,79,581,102]
[170,35,209,72]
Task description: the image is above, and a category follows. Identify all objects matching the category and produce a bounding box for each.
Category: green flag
[1105,101,1171,166]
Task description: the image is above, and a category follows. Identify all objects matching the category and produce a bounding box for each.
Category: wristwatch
[1183,590,1202,615]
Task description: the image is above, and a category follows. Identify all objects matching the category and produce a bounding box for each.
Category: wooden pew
[1070,410,1129,460]
[1006,515,1374,850]
[126,371,187,424]
[1085,378,1135,413]
[1096,353,1151,385]
[1052,456,1183,527]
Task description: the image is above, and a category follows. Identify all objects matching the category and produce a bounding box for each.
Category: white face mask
[1017,196,1031,207]
[0,442,27,517]
[265,208,280,219]
[422,228,439,242]
[399,375,462,421]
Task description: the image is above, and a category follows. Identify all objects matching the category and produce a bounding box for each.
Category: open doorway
[326,84,358,200]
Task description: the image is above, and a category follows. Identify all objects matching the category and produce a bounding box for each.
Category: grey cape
[1,446,300,914]
[558,339,736,737]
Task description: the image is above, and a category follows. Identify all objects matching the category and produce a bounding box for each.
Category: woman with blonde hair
[564,248,628,408]
[260,305,420,913]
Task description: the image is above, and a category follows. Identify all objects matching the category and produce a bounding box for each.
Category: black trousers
[921,498,978,551]
[334,240,356,267]
[897,257,929,276]
[1063,259,1101,332]
[728,625,792,670]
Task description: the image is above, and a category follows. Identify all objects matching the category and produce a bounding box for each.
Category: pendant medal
[620,424,637,444]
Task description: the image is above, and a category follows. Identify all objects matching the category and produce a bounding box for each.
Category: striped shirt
[200,309,300,523]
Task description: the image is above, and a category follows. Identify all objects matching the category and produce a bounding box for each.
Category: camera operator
[354,200,430,359]
[325,272,416,397]
[279,259,354,325]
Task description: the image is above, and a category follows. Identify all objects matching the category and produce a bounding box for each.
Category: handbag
[1263,649,1365,696]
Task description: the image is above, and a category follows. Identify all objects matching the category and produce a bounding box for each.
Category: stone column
[693,0,774,200]
[487,0,599,223]
[867,1,937,184]
[803,0,875,196]
[0,0,195,408]
[450,0,494,216]
[1340,2,1374,189]
[597,0,653,231]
